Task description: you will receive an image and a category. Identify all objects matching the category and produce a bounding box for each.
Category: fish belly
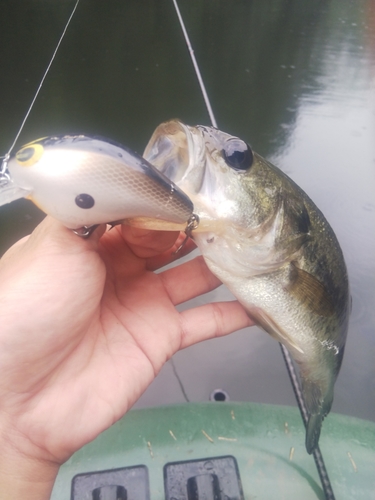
[197,234,339,453]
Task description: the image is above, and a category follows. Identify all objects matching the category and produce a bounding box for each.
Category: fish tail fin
[302,378,334,454]
[306,413,323,454]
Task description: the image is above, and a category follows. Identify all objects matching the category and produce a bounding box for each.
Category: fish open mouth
[143,120,242,234]
[143,120,206,193]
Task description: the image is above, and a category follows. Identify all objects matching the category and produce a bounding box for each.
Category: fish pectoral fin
[284,196,311,235]
[249,307,304,355]
[273,197,311,254]
[286,262,335,318]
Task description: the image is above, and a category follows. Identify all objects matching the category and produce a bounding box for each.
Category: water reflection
[0,0,374,422]
[178,0,375,156]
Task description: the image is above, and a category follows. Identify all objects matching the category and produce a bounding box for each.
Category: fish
[143,119,350,454]
[0,134,193,233]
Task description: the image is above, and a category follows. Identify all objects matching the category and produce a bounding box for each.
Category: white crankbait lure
[0,134,194,235]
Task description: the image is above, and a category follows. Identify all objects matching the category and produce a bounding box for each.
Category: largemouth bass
[144,119,350,454]
[0,135,193,231]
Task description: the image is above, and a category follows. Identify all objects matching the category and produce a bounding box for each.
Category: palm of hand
[0,217,251,465]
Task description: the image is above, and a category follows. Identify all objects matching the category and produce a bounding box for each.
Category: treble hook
[72,224,100,238]
[173,213,200,255]
[0,155,11,187]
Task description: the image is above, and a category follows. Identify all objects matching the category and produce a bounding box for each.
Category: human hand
[0,217,253,498]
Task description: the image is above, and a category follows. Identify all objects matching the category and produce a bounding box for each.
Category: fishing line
[280,344,336,500]
[170,358,190,402]
[172,0,218,128]
[0,0,80,168]
[171,1,336,497]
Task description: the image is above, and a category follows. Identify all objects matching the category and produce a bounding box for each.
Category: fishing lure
[0,135,194,235]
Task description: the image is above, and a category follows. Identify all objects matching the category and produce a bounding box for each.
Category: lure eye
[75,193,95,209]
[222,138,253,171]
[16,144,44,167]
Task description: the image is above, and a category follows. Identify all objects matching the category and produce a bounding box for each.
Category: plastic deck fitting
[70,456,244,500]
[164,455,244,500]
[71,465,149,500]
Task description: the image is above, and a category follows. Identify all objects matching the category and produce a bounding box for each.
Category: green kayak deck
[52,402,375,499]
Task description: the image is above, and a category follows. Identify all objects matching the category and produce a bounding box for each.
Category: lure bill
[0,135,193,231]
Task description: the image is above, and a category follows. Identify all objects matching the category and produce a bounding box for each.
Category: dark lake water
[1,0,374,426]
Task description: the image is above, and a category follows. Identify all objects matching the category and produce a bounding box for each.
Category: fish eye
[222,138,253,171]
[75,193,95,209]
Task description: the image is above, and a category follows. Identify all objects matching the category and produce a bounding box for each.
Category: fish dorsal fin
[287,262,335,318]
